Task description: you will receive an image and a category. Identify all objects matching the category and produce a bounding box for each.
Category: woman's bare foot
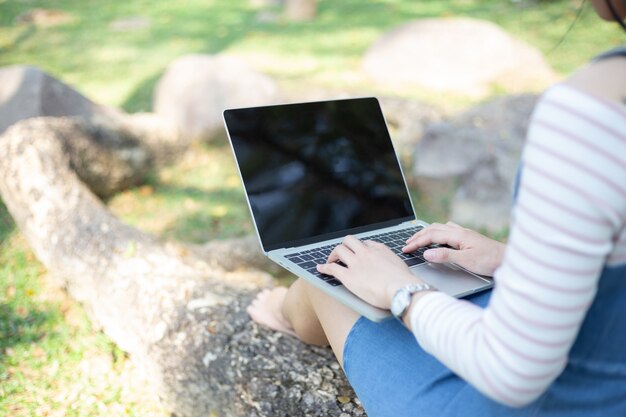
[247,287,298,338]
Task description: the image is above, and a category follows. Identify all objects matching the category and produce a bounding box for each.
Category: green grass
[107,139,255,243]
[0,0,622,414]
[0,0,623,111]
[0,209,168,417]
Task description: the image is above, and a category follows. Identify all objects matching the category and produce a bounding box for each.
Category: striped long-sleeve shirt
[409,84,626,407]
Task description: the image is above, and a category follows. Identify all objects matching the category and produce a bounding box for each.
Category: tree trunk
[285,0,317,21]
[0,117,364,417]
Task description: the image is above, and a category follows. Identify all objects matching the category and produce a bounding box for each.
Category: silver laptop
[223,97,492,321]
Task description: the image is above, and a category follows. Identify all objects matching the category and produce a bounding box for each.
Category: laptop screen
[224,97,415,251]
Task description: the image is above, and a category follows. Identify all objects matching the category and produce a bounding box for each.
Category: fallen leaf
[138,185,154,197]
[210,205,228,218]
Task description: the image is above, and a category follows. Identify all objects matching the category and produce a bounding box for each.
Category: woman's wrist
[384,272,424,308]
[386,273,437,329]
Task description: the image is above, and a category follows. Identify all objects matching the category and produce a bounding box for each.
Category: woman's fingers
[327,235,369,264]
[316,262,347,279]
[423,247,459,264]
[406,222,445,244]
[341,235,365,252]
[403,226,463,252]
[363,239,386,249]
[327,244,356,264]
[418,227,506,276]
[327,235,369,262]
[324,237,390,277]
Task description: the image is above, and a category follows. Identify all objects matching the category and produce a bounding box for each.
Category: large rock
[363,18,556,97]
[0,66,188,186]
[0,116,364,417]
[378,96,443,166]
[0,65,121,134]
[154,54,281,141]
[413,94,538,231]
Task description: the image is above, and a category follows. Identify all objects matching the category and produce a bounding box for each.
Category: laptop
[223,97,493,321]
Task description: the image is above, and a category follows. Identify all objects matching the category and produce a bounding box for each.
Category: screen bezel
[223,97,417,253]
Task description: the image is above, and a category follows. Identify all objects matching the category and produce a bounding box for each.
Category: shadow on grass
[0,23,37,54]
[122,71,162,113]
[0,199,15,246]
[161,210,252,244]
[151,184,252,243]
[119,0,493,113]
[0,303,51,364]
[121,4,262,112]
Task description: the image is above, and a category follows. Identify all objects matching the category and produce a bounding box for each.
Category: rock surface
[284,0,317,21]
[0,66,192,178]
[0,116,364,417]
[363,18,556,97]
[154,54,281,141]
[413,94,538,231]
[0,65,121,134]
[378,96,443,166]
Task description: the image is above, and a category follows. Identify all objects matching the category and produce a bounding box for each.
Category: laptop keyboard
[284,226,441,287]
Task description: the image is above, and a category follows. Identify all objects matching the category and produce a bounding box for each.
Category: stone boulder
[363,18,556,97]
[413,94,538,231]
[0,116,366,417]
[378,96,443,166]
[0,65,121,134]
[154,54,281,141]
[0,66,191,196]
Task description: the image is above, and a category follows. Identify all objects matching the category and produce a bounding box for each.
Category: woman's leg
[247,279,360,366]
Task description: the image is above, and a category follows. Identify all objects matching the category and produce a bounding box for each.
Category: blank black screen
[224,98,414,251]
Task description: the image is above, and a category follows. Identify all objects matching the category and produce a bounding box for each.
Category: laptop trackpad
[409,262,491,298]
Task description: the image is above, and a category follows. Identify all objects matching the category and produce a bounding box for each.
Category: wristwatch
[390,283,435,321]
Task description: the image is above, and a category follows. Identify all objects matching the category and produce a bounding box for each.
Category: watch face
[391,284,433,319]
[391,288,411,318]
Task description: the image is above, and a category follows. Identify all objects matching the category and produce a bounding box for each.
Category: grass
[0,230,167,417]
[0,197,169,417]
[107,139,255,243]
[0,0,621,415]
[0,0,623,111]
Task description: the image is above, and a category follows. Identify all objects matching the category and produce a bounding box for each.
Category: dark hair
[606,0,626,32]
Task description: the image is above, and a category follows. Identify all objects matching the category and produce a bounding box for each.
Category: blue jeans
[342,265,626,417]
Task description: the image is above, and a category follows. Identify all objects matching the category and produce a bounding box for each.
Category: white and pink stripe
[409,84,626,407]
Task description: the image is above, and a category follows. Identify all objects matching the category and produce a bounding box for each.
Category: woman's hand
[403,222,505,277]
[316,236,424,310]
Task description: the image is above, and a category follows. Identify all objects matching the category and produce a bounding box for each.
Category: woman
[248,1,626,415]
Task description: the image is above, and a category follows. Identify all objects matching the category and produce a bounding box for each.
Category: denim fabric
[342,265,626,417]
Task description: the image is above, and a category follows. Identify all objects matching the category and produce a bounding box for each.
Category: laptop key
[319,274,337,282]
[405,257,426,267]
[307,269,341,285]
[298,261,317,269]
